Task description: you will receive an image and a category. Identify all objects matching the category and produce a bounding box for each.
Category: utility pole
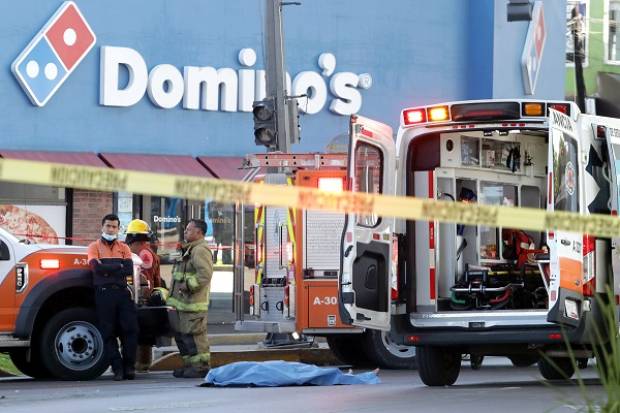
[571,6,586,112]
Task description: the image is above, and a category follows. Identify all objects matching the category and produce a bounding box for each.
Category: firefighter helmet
[126,219,150,234]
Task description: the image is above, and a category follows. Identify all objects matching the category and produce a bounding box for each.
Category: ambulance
[0,229,169,380]
[235,153,416,369]
[339,100,620,385]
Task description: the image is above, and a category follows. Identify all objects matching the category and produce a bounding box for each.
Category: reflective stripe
[187,352,210,366]
[167,297,208,312]
[186,274,200,292]
[172,271,186,281]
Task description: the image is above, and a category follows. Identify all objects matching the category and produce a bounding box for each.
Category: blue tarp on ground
[203,361,381,387]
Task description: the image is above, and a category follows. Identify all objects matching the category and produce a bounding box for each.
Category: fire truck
[338,100,620,386]
[235,153,416,368]
[0,229,168,380]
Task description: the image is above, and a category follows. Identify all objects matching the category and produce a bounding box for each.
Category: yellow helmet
[126,219,150,234]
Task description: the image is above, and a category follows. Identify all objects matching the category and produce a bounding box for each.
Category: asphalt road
[0,359,606,413]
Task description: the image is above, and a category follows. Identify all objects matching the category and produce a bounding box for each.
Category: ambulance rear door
[602,122,620,299]
[547,108,584,327]
[339,115,395,331]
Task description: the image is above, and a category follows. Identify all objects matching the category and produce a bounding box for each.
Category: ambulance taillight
[427,105,449,122]
[391,237,399,301]
[403,108,426,126]
[582,235,596,297]
[548,103,570,116]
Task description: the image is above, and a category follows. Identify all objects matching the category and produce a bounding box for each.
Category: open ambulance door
[339,115,396,331]
[547,109,584,327]
[603,123,620,300]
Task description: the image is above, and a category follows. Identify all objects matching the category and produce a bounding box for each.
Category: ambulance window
[552,130,580,213]
[0,241,9,260]
[354,142,382,227]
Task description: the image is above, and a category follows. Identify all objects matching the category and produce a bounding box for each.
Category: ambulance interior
[408,128,550,312]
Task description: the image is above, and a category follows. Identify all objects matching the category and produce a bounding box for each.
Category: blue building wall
[0,0,566,157]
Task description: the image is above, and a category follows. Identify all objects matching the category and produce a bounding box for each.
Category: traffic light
[287,98,300,145]
[507,0,532,21]
[253,99,278,148]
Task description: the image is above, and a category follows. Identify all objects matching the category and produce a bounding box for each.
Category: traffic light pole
[571,6,586,113]
[264,0,290,153]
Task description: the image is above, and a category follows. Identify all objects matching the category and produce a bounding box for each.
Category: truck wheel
[361,329,417,369]
[417,346,461,386]
[9,348,52,379]
[538,357,575,380]
[326,334,371,367]
[509,354,540,367]
[39,308,108,380]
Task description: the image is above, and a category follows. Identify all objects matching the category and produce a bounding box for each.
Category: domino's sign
[10,2,371,116]
[11,2,96,107]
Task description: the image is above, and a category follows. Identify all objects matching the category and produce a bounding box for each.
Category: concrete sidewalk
[151,332,338,371]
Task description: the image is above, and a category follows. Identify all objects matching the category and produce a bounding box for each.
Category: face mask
[101,232,117,242]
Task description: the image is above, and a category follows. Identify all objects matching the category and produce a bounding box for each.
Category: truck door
[0,235,16,331]
[547,109,584,327]
[339,115,395,331]
[603,123,620,299]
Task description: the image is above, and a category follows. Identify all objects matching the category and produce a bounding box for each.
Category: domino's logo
[11,2,96,107]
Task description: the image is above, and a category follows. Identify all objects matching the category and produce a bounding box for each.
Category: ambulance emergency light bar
[401,101,571,127]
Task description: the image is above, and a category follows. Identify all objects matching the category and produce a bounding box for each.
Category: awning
[198,156,259,181]
[0,150,108,167]
[100,153,214,177]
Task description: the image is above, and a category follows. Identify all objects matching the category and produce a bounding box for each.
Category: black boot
[124,366,136,380]
[112,361,124,381]
[182,366,209,379]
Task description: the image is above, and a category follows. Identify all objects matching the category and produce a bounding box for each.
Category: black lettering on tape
[421,201,498,227]
[50,166,128,191]
[297,189,374,214]
[174,178,251,203]
[544,212,620,238]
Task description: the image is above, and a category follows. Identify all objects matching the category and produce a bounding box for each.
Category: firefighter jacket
[168,239,213,312]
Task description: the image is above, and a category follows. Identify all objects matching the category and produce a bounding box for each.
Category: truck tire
[361,329,417,369]
[9,348,52,379]
[39,307,108,380]
[326,334,371,367]
[538,357,575,380]
[417,346,461,386]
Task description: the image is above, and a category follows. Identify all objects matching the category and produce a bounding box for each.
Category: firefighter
[87,214,137,381]
[125,219,162,373]
[168,219,213,378]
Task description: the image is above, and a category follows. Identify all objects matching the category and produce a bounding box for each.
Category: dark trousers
[95,286,139,372]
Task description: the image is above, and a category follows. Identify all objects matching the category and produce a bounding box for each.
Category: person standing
[125,219,162,372]
[87,214,137,381]
[168,219,213,378]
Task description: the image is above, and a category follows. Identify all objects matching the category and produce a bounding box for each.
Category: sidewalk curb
[151,347,340,371]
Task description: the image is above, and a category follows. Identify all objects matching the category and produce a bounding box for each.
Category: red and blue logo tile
[11,2,96,107]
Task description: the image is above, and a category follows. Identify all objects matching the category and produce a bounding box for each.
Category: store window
[606,0,620,63]
[354,142,382,227]
[0,182,66,244]
[566,0,589,66]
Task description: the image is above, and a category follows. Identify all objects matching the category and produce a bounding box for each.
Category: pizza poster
[0,204,66,245]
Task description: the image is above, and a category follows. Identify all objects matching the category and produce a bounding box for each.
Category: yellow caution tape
[2,158,620,238]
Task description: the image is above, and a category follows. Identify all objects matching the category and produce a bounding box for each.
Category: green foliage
[569,288,620,412]
[0,353,20,376]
